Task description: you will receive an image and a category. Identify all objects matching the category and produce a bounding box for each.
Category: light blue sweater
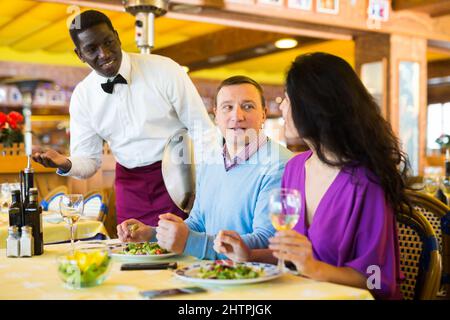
[182,139,292,260]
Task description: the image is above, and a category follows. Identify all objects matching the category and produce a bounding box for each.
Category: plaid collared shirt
[222,133,268,171]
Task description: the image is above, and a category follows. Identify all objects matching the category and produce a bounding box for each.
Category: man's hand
[214,230,251,262]
[156,213,189,254]
[31,146,72,172]
[117,219,153,243]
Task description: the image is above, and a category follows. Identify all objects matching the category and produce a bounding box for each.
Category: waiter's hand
[156,213,189,254]
[117,219,153,243]
[31,146,72,172]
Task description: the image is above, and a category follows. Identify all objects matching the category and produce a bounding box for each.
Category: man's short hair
[215,75,266,108]
[69,10,115,48]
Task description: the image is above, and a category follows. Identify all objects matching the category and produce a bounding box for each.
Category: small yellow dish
[57,243,111,289]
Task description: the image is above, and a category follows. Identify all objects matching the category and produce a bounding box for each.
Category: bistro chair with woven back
[405,189,450,299]
[83,189,109,222]
[397,203,442,300]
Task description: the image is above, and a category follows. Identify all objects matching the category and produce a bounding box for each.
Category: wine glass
[59,194,84,253]
[0,183,11,214]
[423,176,439,197]
[441,177,450,205]
[269,188,301,273]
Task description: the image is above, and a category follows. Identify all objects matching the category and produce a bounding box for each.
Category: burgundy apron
[115,161,187,226]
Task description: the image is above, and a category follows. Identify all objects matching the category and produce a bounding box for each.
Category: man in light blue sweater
[117,76,292,259]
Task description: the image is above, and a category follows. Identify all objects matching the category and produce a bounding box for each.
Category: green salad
[198,262,263,280]
[122,242,169,255]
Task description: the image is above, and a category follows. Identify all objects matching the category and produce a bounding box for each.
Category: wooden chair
[83,189,109,222]
[40,185,68,212]
[397,204,442,300]
[405,189,450,299]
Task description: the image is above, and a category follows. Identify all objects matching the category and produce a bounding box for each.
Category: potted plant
[0,111,24,148]
[435,134,450,154]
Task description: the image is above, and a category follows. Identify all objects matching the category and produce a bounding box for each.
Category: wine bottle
[8,189,23,229]
[24,188,43,255]
[436,189,448,205]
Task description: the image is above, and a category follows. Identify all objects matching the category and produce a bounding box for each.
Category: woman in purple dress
[214,52,410,300]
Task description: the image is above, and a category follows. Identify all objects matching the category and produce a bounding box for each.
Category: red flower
[0,112,6,129]
[7,111,24,123]
[6,111,23,130]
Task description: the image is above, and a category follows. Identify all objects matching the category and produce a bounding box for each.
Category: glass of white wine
[423,176,439,197]
[269,188,301,273]
[59,194,84,253]
[0,183,11,214]
[441,177,450,205]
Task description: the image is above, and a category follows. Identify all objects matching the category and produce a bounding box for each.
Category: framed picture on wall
[48,90,66,106]
[287,0,312,10]
[367,0,389,21]
[8,86,22,106]
[257,0,284,6]
[0,86,7,105]
[33,88,48,106]
[317,0,339,14]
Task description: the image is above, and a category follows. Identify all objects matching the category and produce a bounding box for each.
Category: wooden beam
[393,0,450,17]
[428,83,450,104]
[37,0,450,42]
[154,28,285,65]
[428,59,450,79]
[166,7,354,41]
[153,28,319,71]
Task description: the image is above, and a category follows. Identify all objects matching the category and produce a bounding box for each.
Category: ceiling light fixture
[208,55,228,63]
[274,38,298,49]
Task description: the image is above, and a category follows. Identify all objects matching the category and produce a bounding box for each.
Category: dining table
[0,241,374,300]
[0,211,109,249]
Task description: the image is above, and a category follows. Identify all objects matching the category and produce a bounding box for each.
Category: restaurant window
[427,102,450,150]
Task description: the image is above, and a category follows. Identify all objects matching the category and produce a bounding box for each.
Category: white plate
[174,261,281,285]
[110,244,177,261]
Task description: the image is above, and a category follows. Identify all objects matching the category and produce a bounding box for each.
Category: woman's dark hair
[215,75,266,108]
[286,52,410,212]
[69,10,115,48]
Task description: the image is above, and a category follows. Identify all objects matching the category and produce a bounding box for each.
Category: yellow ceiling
[191,40,356,84]
[0,0,225,63]
[0,0,449,85]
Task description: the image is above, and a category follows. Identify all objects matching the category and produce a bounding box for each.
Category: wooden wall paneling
[355,33,391,120]
[355,33,428,174]
[389,35,427,175]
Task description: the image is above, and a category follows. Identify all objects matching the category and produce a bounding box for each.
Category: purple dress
[282,151,403,300]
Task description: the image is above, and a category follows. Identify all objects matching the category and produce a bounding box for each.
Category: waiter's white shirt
[59,51,216,179]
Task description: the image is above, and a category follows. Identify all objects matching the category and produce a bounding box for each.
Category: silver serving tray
[161,128,196,213]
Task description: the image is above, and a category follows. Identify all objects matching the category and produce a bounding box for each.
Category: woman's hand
[117,218,152,243]
[269,230,319,277]
[214,230,251,262]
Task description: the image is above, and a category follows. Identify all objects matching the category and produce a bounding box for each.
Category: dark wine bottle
[436,189,448,205]
[24,188,43,255]
[8,189,23,229]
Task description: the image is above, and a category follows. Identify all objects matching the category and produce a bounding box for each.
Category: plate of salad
[111,242,177,261]
[174,261,281,285]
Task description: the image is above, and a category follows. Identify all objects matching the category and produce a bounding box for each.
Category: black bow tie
[101,74,127,94]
